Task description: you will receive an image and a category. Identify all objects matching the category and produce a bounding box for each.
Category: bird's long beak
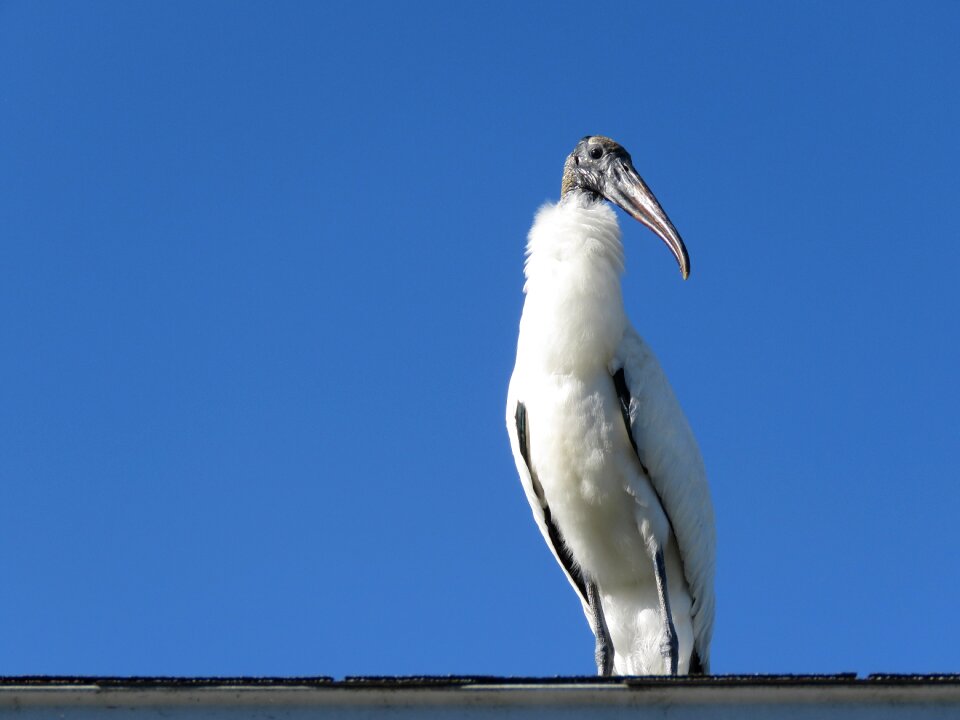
[605,159,690,279]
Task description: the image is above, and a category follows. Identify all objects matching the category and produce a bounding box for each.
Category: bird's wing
[506,378,591,616]
[611,325,716,672]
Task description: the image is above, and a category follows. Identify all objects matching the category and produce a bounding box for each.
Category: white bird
[506,136,715,676]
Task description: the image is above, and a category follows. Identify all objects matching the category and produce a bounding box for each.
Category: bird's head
[562,135,689,279]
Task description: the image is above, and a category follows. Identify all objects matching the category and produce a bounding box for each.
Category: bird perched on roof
[506,136,715,676]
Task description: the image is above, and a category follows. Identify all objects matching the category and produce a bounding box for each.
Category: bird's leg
[653,548,679,675]
[585,580,614,676]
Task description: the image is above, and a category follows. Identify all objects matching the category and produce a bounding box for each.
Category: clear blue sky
[2,0,958,677]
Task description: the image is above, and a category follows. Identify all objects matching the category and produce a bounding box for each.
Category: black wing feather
[515,401,589,605]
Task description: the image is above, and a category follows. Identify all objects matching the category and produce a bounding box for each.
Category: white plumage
[506,137,715,675]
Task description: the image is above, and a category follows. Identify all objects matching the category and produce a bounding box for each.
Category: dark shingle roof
[1,674,958,689]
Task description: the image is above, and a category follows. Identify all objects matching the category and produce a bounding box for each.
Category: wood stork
[505,136,715,676]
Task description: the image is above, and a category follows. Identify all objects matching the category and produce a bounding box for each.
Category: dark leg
[653,548,679,675]
[586,580,614,676]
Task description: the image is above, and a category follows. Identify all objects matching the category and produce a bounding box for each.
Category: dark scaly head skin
[561,136,631,197]
[560,135,690,279]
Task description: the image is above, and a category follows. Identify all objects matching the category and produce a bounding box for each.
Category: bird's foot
[587,580,615,676]
[595,641,613,676]
[659,634,679,676]
[652,549,679,676]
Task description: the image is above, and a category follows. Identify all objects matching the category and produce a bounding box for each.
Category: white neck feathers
[518,194,628,374]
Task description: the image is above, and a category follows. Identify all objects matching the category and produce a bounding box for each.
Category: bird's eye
[589,146,603,160]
